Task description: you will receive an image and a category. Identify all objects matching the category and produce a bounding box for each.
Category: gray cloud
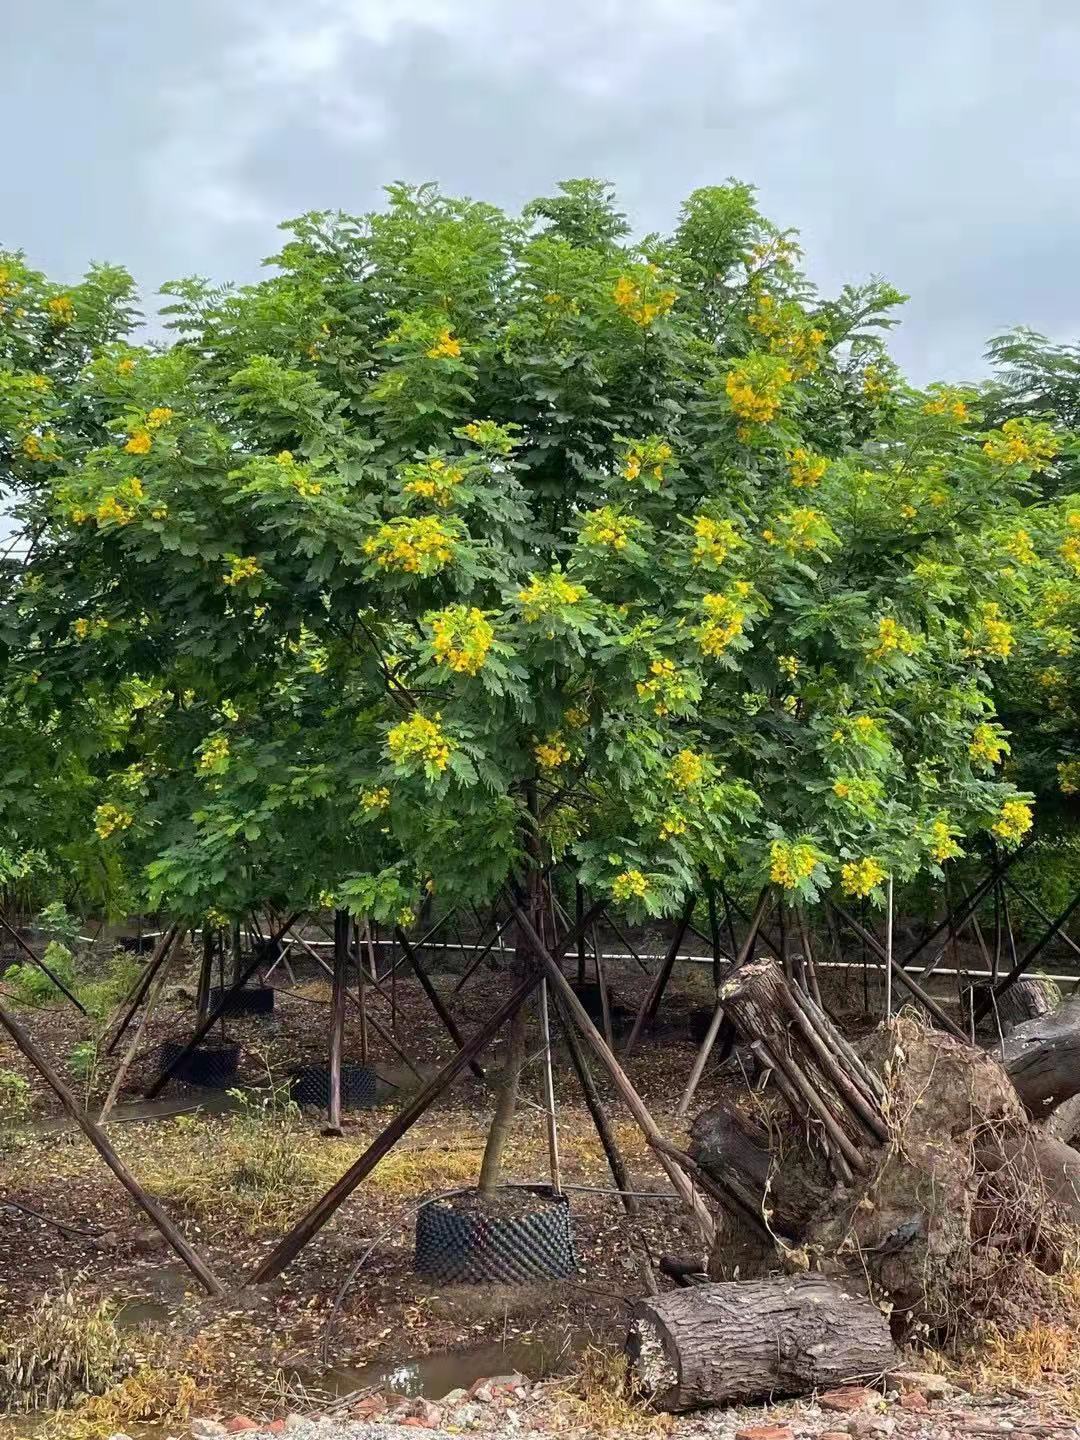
[4,0,1080,380]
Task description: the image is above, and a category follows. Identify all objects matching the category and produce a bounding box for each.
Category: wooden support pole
[539,978,561,1194]
[0,910,88,1016]
[904,852,1019,972]
[0,993,224,1295]
[599,911,651,977]
[247,901,606,1284]
[624,894,695,1056]
[1004,876,1080,967]
[576,884,587,986]
[509,899,716,1250]
[104,923,180,1054]
[705,877,722,990]
[327,910,348,1133]
[99,931,181,1122]
[394,926,485,1080]
[973,886,1080,1022]
[195,926,214,1025]
[356,920,369,1067]
[452,911,517,994]
[830,901,967,1042]
[554,992,639,1214]
[676,890,770,1120]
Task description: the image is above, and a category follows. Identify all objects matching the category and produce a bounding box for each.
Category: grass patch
[556,1345,670,1435]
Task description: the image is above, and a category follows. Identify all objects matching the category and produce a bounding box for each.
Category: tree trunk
[977,977,1061,1035]
[477,996,528,1193]
[1001,997,1080,1119]
[626,1275,896,1412]
[327,909,349,1134]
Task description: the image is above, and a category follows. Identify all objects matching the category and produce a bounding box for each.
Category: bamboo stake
[0,911,88,1016]
[327,910,348,1134]
[248,900,607,1284]
[99,932,180,1122]
[624,894,695,1056]
[394,926,485,1081]
[884,877,894,1020]
[0,994,224,1295]
[103,923,180,1054]
[539,979,561,1194]
[554,993,639,1214]
[508,899,716,1250]
[675,889,770,1119]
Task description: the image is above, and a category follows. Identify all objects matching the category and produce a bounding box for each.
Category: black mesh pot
[415,1186,577,1284]
[158,1039,240,1089]
[209,985,275,1017]
[290,1063,378,1110]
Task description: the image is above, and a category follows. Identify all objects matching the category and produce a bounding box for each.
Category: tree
[1,181,1059,1185]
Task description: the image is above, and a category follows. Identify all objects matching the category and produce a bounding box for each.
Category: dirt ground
[1,927,1078,1437]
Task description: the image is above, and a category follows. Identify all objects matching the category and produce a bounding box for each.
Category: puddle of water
[305,1330,587,1400]
[29,1090,242,1137]
[115,1296,173,1329]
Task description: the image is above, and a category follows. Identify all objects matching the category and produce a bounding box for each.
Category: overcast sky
[4,0,1080,382]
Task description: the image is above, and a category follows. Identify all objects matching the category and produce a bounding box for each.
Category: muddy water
[307,1329,589,1400]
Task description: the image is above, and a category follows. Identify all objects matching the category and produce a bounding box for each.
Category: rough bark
[974,977,1060,1036]
[626,1275,896,1411]
[477,998,528,1193]
[1001,997,1080,1119]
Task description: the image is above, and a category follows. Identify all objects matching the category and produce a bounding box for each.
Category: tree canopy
[1,179,1072,924]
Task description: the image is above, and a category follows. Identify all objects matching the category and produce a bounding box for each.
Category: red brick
[734,1426,794,1440]
[900,1390,929,1412]
[820,1387,879,1413]
[225,1420,259,1434]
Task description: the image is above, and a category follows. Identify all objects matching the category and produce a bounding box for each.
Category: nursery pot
[414,1185,577,1284]
[289,1063,378,1110]
[209,984,275,1018]
[159,1039,240,1089]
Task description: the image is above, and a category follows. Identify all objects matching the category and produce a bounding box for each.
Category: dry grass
[958,1259,1080,1415]
[554,1345,671,1436]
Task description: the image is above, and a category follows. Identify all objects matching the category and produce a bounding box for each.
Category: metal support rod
[0,910,88,1016]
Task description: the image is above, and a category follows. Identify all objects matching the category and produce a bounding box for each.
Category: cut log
[1001,997,1080,1120]
[973,977,1061,1035]
[626,1275,896,1412]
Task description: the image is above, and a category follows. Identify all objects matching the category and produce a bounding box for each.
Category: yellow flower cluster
[94,803,132,840]
[147,407,174,428]
[636,657,692,716]
[622,437,673,485]
[963,603,1015,660]
[668,748,705,789]
[199,735,231,773]
[96,494,134,526]
[928,817,963,864]
[983,418,1060,472]
[747,296,826,376]
[460,419,518,454]
[659,811,688,840]
[223,554,262,586]
[403,458,465,509]
[611,868,649,901]
[970,723,1008,767]
[763,507,832,555]
[72,616,109,642]
[841,857,887,897]
[831,775,881,808]
[769,839,818,890]
[1003,528,1037,566]
[21,432,59,463]
[581,506,636,551]
[862,366,890,401]
[535,734,571,770]
[1060,513,1080,574]
[695,590,747,657]
[564,705,589,729]
[992,798,1033,845]
[124,429,152,455]
[832,715,883,745]
[867,615,918,663]
[429,605,494,675]
[47,294,75,325]
[361,786,391,812]
[612,272,676,327]
[922,387,968,421]
[787,447,828,489]
[364,517,456,575]
[517,571,587,624]
[387,712,452,772]
[778,654,800,678]
[691,515,743,568]
[117,357,136,376]
[726,357,792,424]
[1058,760,1080,795]
[426,328,462,359]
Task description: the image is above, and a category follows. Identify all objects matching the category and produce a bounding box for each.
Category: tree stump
[973,977,1060,1035]
[717,958,888,1183]
[626,1275,896,1411]
[1001,997,1080,1119]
